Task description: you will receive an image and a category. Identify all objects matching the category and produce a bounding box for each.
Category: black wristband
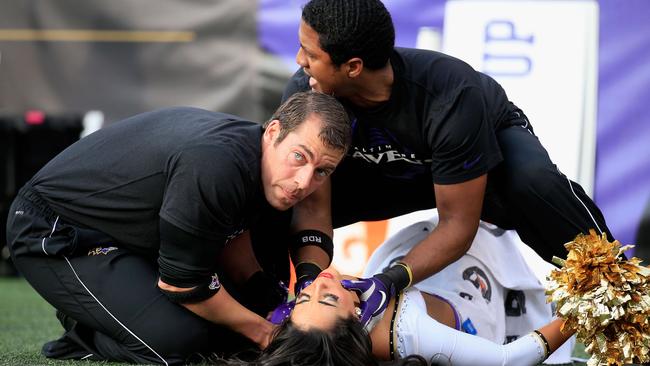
[294,262,322,294]
[159,273,221,304]
[377,264,411,293]
[290,230,333,262]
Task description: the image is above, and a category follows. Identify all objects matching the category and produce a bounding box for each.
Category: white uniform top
[362,214,574,365]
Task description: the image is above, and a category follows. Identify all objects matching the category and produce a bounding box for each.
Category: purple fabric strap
[431,293,462,331]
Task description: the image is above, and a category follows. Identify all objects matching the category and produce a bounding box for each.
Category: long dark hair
[210,317,374,366]
[209,318,427,366]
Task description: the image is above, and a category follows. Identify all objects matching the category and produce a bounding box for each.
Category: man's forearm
[184,286,274,348]
[401,176,486,283]
[290,182,333,268]
[401,216,477,283]
[158,279,274,348]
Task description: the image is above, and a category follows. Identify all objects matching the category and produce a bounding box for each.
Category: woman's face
[290,267,360,331]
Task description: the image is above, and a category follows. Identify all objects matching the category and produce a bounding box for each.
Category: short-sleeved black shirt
[29,107,265,284]
[283,48,518,223]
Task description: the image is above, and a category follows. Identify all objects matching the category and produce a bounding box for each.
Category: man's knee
[501,160,558,199]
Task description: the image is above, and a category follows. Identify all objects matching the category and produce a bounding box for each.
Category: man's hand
[341,262,412,326]
[241,317,276,350]
[256,320,277,350]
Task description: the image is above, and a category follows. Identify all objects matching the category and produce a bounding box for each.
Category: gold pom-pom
[546,230,650,366]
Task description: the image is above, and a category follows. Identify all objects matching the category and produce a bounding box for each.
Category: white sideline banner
[442,0,599,196]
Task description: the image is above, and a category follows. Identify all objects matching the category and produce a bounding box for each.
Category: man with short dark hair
[6,91,350,364]
[283,0,614,326]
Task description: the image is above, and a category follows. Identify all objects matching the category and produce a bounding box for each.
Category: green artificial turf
[0,276,59,365]
[0,277,589,366]
[0,277,122,366]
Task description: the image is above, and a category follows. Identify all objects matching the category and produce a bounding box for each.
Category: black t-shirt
[283,48,518,224]
[29,107,265,284]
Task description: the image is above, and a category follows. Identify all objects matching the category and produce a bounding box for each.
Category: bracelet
[394,261,413,288]
[533,330,550,359]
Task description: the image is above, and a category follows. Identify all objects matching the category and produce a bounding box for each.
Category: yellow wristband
[395,261,413,288]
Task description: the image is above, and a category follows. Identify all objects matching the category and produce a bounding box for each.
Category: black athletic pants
[328,114,613,262]
[6,187,252,365]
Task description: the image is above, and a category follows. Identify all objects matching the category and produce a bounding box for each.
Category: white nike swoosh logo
[361,282,375,301]
[375,291,387,315]
[359,282,387,315]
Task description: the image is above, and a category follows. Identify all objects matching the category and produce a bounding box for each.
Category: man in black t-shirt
[6,91,350,364]
[281,0,614,326]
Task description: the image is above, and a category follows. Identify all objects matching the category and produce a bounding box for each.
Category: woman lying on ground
[214,213,577,366]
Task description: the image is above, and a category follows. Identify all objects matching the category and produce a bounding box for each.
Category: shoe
[42,310,101,360]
